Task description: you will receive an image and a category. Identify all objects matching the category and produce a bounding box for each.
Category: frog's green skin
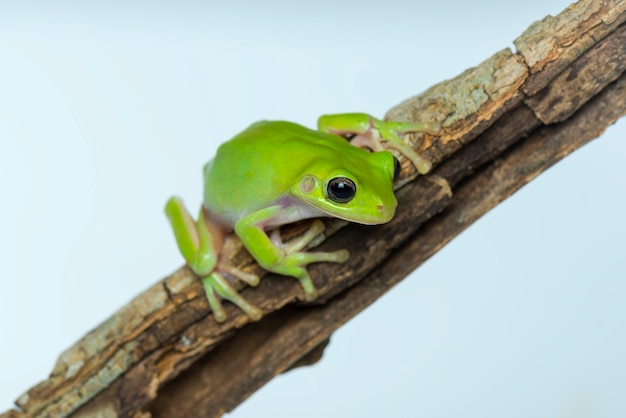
[165,113,438,322]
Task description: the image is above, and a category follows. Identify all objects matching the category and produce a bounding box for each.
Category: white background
[1,1,625,417]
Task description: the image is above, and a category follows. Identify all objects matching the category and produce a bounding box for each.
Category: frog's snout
[377,204,390,219]
[377,200,397,223]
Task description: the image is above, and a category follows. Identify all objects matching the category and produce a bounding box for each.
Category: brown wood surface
[3,1,626,417]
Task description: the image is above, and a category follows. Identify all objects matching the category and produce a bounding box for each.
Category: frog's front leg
[317,113,440,175]
[165,197,262,322]
[235,206,349,301]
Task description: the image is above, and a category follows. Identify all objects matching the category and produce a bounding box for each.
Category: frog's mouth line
[312,200,397,226]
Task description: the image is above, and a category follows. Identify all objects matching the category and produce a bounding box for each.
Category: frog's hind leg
[165,197,218,275]
[165,197,263,322]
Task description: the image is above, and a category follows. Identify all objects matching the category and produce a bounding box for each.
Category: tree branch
[4,1,626,417]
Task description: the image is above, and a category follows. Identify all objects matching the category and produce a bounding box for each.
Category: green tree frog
[165,113,438,322]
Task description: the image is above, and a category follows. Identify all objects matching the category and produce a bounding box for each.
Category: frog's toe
[333,249,350,263]
[279,219,327,254]
[293,269,317,301]
[202,276,227,322]
[289,249,350,265]
[218,263,260,287]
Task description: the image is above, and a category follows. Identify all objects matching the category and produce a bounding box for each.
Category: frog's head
[292,150,399,225]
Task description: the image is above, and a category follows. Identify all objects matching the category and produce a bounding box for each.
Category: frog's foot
[318,113,440,174]
[352,118,438,175]
[202,272,263,322]
[270,220,350,301]
[209,245,263,322]
[216,236,261,287]
[279,249,350,301]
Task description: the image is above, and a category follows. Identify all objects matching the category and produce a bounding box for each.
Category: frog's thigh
[165,197,218,275]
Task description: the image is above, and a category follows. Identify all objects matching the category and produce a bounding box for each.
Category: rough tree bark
[3,1,626,417]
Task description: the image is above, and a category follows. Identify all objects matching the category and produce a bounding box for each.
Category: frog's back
[203,120,350,225]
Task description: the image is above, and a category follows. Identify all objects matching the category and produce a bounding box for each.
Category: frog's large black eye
[393,157,401,181]
[327,177,356,203]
